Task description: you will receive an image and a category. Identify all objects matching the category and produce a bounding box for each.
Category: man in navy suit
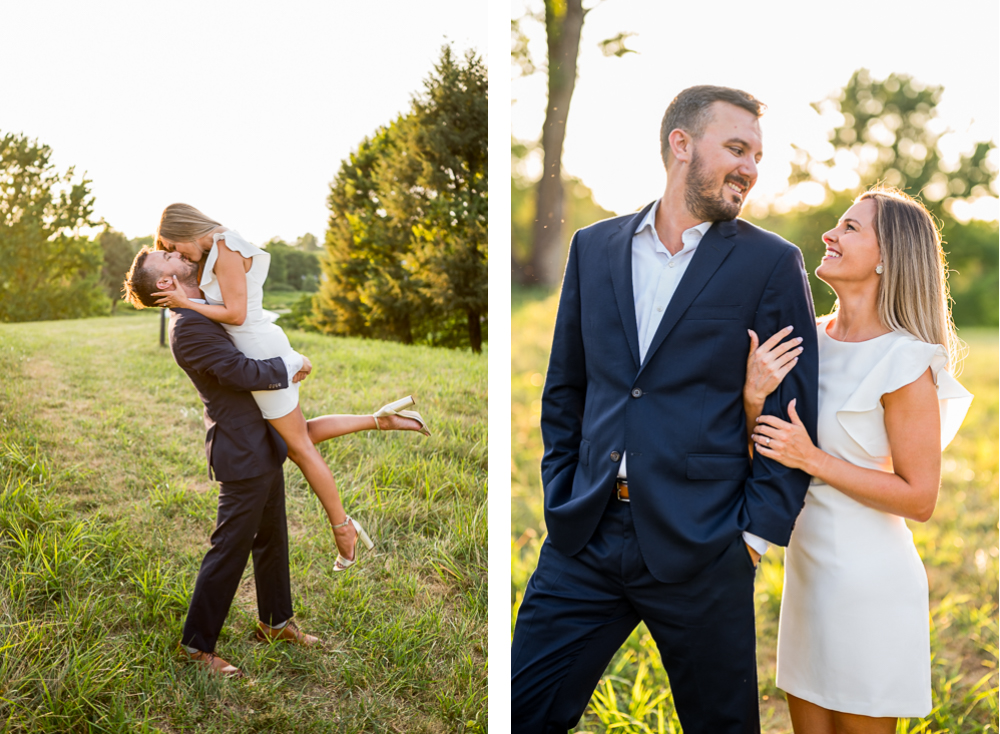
[124,249,318,678]
[511,86,819,732]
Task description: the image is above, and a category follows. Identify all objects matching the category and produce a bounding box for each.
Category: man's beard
[684,148,746,222]
[175,258,200,287]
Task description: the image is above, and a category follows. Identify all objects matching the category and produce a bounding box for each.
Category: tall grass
[0,311,486,733]
[511,288,998,733]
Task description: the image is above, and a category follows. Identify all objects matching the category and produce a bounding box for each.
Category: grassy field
[0,310,486,733]
[511,288,999,734]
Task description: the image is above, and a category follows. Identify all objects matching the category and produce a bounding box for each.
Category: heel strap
[372,414,381,431]
[332,515,352,529]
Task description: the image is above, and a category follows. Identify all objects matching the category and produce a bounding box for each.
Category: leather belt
[615,478,630,502]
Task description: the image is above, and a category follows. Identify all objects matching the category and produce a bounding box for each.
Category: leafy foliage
[260,238,321,292]
[314,124,425,342]
[0,132,107,322]
[390,46,488,352]
[790,70,995,214]
[313,46,487,352]
[97,227,140,312]
[748,70,998,325]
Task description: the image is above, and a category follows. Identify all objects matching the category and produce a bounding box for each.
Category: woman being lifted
[150,203,430,572]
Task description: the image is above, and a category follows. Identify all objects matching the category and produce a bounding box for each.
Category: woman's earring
[875,264,884,274]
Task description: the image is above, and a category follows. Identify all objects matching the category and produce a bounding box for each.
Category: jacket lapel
[608,203,654,371]
[637,219,737,375]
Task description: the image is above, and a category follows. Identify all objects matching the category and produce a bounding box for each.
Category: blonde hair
[857,186,962,371]
[155,203,221,250]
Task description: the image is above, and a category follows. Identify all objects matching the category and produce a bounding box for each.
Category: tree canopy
[261,238,322,292]
[746,69,997,326]
[97,227,139,313]
[312,46,487,352]
[0,132,108,322]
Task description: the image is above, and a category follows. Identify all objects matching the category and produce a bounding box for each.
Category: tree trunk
[397,312,414,344]
[525,0,584,287]
[467,309,482,354]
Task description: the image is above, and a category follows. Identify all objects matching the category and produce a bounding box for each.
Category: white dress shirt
[616,200,769,556]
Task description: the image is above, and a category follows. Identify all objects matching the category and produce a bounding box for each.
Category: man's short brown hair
[122,247,160,309]
[660,85,765,168]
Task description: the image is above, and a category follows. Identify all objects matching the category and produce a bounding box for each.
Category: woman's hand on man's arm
[744,325,803,451]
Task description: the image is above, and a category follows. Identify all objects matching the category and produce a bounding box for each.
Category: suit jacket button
[610,451,621,462]
[631,388,643,398]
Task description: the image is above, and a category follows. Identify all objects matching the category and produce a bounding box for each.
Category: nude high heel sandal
[332,516,374,572]
[372,395,431,436]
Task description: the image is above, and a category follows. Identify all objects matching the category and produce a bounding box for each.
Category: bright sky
[511,0,999,221]
[3,0,487,243]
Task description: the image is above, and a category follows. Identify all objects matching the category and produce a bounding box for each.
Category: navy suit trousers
[181,466,293,653]
[511,496,761,734]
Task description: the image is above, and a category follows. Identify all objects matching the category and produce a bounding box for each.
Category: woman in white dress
[743,186,972,733]
[149,203,430,572]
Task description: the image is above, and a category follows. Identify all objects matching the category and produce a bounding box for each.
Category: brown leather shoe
[177,643,244,678]
[255,620,320,647]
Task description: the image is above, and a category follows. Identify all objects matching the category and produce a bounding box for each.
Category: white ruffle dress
[200,230,299,420]
[776,324,973,717]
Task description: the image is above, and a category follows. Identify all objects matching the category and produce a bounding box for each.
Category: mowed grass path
[0,311,486,733]
[511,288,998,733]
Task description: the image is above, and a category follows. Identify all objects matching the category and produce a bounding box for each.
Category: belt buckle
[616,480,629,502]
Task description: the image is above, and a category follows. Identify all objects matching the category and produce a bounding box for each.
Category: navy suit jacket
[168,308,289,482]
[540,203,819,583]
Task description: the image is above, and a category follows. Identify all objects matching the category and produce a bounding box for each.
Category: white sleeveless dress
[776,323,972,717]
[200,230,299,420]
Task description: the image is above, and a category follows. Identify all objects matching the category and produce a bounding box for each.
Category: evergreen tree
[382,46,488,352]
[315,124,426,343]
[314,46,488,351]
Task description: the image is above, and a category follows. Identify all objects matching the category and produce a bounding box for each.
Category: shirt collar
[635,199,713,248]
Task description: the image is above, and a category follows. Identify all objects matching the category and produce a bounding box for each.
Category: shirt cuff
[280,352,304,383]
[742,531,769,556]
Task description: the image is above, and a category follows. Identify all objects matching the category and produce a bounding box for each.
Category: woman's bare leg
[831,710,896,734]
[306,413,425,444]
[268,406,359,560]
[787,694,896,734]
[788,694,836,734]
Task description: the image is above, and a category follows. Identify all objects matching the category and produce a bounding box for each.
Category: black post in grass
[160,308,166,347]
